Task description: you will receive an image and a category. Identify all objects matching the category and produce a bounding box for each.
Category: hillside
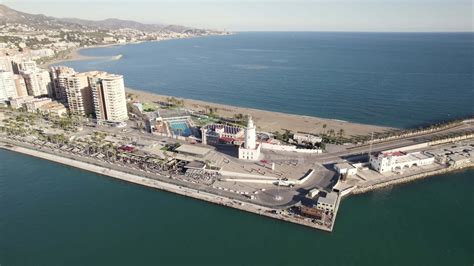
[0,4,205,33]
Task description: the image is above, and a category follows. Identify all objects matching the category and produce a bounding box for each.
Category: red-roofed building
[205,124,244,144]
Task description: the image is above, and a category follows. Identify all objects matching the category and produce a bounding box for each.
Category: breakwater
[352,163,474,195]
[0,140,333,232]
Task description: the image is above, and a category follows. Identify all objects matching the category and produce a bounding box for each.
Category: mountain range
[0,4,210,33]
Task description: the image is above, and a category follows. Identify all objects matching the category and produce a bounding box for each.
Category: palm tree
[327,129,335,137]
[338,129,345,139]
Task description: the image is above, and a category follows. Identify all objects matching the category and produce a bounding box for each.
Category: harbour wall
[351,163,474,195]
[0,140,333,232]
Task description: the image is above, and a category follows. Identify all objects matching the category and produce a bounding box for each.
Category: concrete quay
[351,163,474,195]
[0,140,333,232]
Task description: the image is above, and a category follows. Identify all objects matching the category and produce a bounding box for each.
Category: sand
[45,43,394,137]
[41,44,123,68]
[126,88,394,137]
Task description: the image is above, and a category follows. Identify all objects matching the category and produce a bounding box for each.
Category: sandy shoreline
[126,87,393,137]
[41,44,122,68]
[45,40,394,137]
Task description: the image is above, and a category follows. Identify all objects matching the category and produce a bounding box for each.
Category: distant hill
[0,4,206,33]
[0,4,87,30]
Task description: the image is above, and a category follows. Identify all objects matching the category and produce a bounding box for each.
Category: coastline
[126,87,394,136]
[43,38,395,137]
[41,43,122,68]
[0,139,333,232]
[42,34,233,68]
[2,138,471,233]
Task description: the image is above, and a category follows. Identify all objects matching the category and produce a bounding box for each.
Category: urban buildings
[13,74,28,97]
[0,70,17,102]
[369,151,435,173]
[50,66,76,102]
[316,192,338,213]
[9,95,34,109]
[0,57,13,72]
[0,54,128,123]
[18,60,37,72]
[21,69,52,97]
[89,73,128,123]
[65,72,94,117]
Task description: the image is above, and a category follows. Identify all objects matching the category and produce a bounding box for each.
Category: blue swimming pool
[169,120,192,137]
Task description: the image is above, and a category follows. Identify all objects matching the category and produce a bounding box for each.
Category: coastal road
[313,121,474,164]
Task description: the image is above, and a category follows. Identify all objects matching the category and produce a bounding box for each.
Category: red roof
[219,137,236,142]
[383,151,405,157]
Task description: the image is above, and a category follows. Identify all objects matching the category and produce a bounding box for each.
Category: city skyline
[3,0,472,32]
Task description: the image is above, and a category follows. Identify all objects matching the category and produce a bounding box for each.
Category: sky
[2,0,472,32]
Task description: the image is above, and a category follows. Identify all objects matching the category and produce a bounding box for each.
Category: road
[313,121,474,164]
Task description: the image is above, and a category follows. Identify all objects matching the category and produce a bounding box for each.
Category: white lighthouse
[238,116,261,160]
[244,116,256,149]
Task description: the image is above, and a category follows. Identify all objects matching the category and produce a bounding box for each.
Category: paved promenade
[0,140,333,232]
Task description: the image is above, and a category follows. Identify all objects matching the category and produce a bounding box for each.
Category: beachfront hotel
[89,73,128,123]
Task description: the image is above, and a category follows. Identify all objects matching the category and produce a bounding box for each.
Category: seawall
[0,140,333,232]
[351,163,474,195]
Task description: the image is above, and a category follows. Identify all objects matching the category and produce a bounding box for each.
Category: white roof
[334,162,355,170]
[318,192,338,206]
[175,144,211,156]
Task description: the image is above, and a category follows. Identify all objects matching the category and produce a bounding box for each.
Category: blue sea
[1,32,472,265]
[0,149,472,265]
[62,32,474,128]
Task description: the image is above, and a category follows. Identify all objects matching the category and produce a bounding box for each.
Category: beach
[126,87,393,137]
[44,40,394,138]
[41,43,125,68]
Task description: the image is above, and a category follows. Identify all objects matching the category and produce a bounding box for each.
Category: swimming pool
[169,120,192,137]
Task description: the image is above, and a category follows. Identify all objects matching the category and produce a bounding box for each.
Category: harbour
[0,29,473,265]
[1,146,472,265]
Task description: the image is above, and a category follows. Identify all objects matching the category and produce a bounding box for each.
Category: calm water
[62,32,474,128]
[2,33,473,265]
[0,149,472,265]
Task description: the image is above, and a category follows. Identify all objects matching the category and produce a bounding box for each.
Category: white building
[19,60,37,72]
[293,133,322,145]
[0,57,13,72]
[238,116,261,161]
[29,49,55,60]
[334,162,357,176]
[316,192,338,213]
[0,70,18,102]
[89,73,128,123]
[65,72,94,117]
[50,66,76,102]
[24,97,52,112]
[13,74,28,97]
[37,101,67,116]
[370,151,435,173]
[22,69,52,97]
[9,95,34,109]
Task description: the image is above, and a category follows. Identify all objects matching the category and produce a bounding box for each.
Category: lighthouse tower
[244,116,256,149]
[238,116,261,160]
